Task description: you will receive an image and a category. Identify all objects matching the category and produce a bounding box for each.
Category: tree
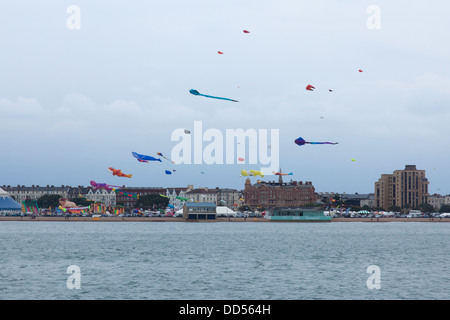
[439,204,450,213]
[37,194,62,208]
[419,203,434,213]
[331,194,345,208]
[388,206,402,212]
[135,194,169,210]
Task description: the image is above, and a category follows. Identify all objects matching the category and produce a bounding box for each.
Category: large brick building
[243,174,316,210]
[374,165,429,210]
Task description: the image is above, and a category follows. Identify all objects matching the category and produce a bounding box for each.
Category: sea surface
[0,221,448,300]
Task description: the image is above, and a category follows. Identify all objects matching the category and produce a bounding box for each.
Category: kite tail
[202,94,238,102]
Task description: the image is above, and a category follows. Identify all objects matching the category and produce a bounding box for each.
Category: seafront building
[374,165,429,210]
[84,188,116,208]
[243,174,316,210]
[2,185,72,203]
[427,194,450,210]
[185,187,243,209]
[216,188,243,209]
[116,186,186,210]
[183,202,217,220]
[185,187,218,204]
[318,192,375,208]
[341,193,374,207]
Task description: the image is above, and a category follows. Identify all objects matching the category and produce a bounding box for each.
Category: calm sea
[0,221,448,300]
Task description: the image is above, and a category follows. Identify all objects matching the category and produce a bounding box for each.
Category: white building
[85,188,116,207]
[185,187,218,203]
[165,188,190,209]
[428,194,450,210]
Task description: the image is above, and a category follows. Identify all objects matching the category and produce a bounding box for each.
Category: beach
[0,216,448,223]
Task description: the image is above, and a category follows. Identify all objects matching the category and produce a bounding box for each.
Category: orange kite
[108,167,132,178]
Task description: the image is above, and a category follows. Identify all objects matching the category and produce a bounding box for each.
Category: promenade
[0,216,448,223]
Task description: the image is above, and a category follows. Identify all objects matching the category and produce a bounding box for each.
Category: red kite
[306,84,315,91]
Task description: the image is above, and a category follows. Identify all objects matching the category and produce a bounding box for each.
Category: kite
[200,171,206,174]
[157,152,175,163]
[113,188,139,199]
[306,84,315,91]
[189,89,238,102]
[132,152,162,163]
[176,196,190,201]
[329,89,333,92]
[165,170,172,175]
[243,30,250,33]
[90,181,121,191]
[108,167,132,178]
[273,171,293,176]
[241,169,264,177]
[218,51,224,54]
[358,69,363,72]
[159,194,169,198]
[294,137,338,146]
[238,157,245,161]
[184,129,191,134]
[351,158,356,162]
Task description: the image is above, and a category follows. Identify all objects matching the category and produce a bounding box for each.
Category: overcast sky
[1,1,449,195]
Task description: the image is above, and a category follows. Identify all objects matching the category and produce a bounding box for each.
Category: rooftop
[184,202,216,207]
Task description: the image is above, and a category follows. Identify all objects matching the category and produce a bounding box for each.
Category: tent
[0,188,22,212]
[216,206,237,217]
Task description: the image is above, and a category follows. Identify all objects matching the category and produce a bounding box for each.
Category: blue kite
[132,152,162,163]
[294,137,338,146]
[189,89,238,102]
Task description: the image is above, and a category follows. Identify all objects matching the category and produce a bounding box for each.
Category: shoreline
[0,216,448,223]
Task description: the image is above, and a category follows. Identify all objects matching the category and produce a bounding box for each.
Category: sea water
[0,221,448,300]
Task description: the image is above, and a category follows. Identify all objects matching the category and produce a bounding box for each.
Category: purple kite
[90,181,122,191]
[295,137,338,146]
